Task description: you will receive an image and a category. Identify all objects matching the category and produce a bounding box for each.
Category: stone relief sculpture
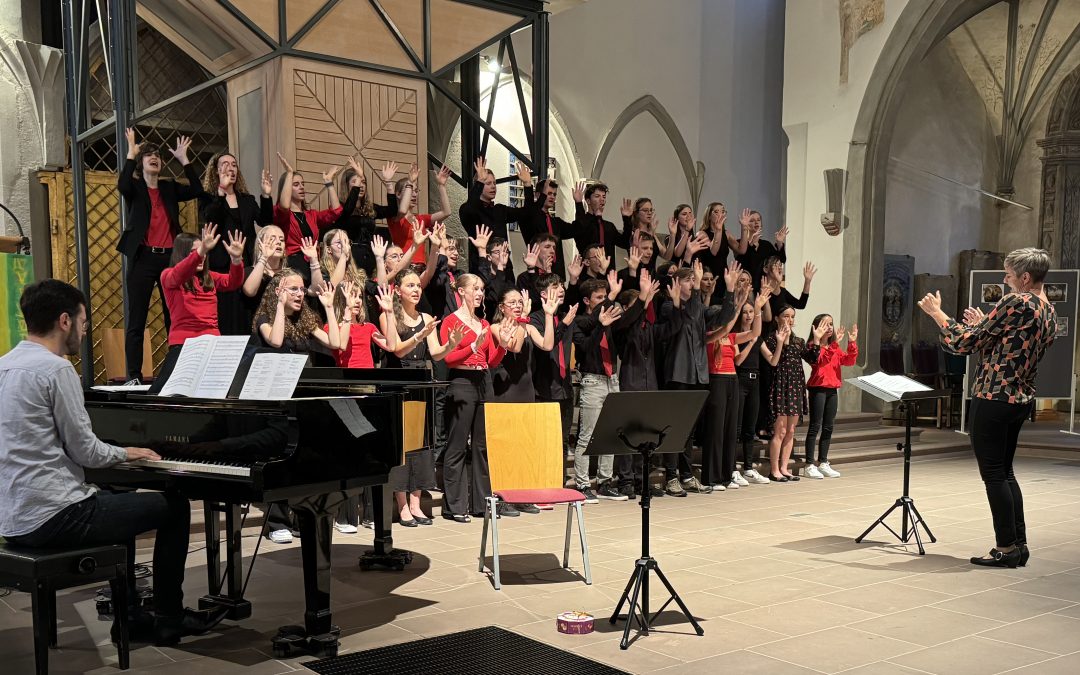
[839,0,884,85]
[821,168,847,235]
[0,34,66,167]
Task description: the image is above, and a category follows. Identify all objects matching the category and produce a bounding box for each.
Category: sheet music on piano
[239,353,309,400]
[158,335,249,398]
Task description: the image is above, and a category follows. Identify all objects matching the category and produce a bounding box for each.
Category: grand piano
[84,367,439,657]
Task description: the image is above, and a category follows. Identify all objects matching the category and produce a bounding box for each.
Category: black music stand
[853,383,950,555]
[586,390,709,650]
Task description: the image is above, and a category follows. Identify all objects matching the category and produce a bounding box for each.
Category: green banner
[0,254,33,355]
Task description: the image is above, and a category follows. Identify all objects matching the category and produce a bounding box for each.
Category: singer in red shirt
[273,152,343,283]
[438,273,514,523]
[160,225,245,348]
[803,316,858,479]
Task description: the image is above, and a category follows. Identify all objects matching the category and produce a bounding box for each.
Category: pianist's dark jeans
[7,490,191,618]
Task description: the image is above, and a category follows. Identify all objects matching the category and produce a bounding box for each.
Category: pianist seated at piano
[160,225,246,352]
[0,280,218,645]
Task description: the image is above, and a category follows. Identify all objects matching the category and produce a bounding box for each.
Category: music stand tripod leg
[855,498,903,543]
[651,564,704,636]
[619,564,646,650]
[909,501,937,543]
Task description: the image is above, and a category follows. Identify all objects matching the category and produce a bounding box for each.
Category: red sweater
[440,313,505,369]
[273,204,343,256]
[161,251,244,345]
[388,213,432,266]
[806,340,858,388]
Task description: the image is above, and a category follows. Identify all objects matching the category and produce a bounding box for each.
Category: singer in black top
[693,203,751,277]
[571,181,632,264]
[457,156,532,276]
[735,210,788,290]
[334,156,404,276]
[198,153,274,336]
[517,176,574,279]
[116,129,203,381]
[529,275,579,459]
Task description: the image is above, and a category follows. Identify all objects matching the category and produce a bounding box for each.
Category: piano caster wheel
[271,624,340,658]
[359,549,414,571]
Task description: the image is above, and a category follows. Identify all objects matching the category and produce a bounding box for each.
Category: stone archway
[839,0,1001,386]
[1038,66,1080,267]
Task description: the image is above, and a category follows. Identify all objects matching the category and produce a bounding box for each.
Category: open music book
[158,335,250,398]
[850,372,932,403]
[238,353,308,400]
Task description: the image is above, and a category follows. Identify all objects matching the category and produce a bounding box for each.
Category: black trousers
[664,381,706,481]
[737,370,760,469]
[432,360,450,466]
[444,369,492,516]
[701,375,740,486]
[969,398,1032,548]
[7,491,190,618]
[124,247,172,380]
[805,386,839,463]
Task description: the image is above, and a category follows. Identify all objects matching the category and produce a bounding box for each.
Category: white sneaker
[819,462,841,478]
[334,522,358,534]
[709,483,727,491]
[743,469,770,484]
[804,464,824,479]
[732,471,750,487]
[268,529,293,544]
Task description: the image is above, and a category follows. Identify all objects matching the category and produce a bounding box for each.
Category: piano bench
[0,542,131,674]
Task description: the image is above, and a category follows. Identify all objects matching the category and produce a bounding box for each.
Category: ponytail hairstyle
[277,171,306,208]
[392,266,423,334]
[168,233,214,293]
[452,272,484,315]
[808,313,836,345]
[201,152,250,195]
[320,228,366,287]
[339,166,375,217]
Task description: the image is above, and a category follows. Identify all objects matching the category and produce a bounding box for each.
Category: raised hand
[375,284,394,313]
[692,259,704,286]
[640,268,659,304]
[711,208,727,232]
[542,290,560,315]
[371,234,388,259]
[813,321,830,343]
[628,245,642,270]
[749,228,762,246]
[849,324,859,342]
[408,163,420,184]
[755,287,772,309]
[276,152,294,173]
[573,180,586,203]
[803,261,817,282]
[723,260,742,291]
[667,215,678,237]
[434,164,451,186]
[429,220,446,248]
[598,304,623,327]
[322,165,341,184]
[607,269,623,297]
[346,155,364,176]
[380,160,399,183]
[412,220,427,246]
[491,247,508,272]
[521,243,540,269]
[446,323,465,347]
[963,307,985,326]
[514,160,532,185]
[686,231,710,255]
[835,324,847,342]
[224,230,246,260]
[600,251,611,273]
[567,254,584,282]
[917,291,943,316]
[300,236,318,261]
[621,197,633,218]
[739,207,752,231]
[260,234,278,259]
[317,283,336,308]
[124,128,141,159]
[775,225,790,246]
[170,135,192,165]
[261,169,273,196]
[666,278,680,304]
[417,318,439,341]
[498,316,517,344]
[469,224,492,251]
[194,223,220,256]
[562,303,579,326]
[473,156,488,182]
[776,325,791,344]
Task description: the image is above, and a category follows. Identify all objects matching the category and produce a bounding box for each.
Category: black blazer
[198,192,273,273]
[116,158,204,258]
[518,199,574,279]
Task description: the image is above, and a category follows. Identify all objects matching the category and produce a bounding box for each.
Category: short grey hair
[1004,248,1051,283]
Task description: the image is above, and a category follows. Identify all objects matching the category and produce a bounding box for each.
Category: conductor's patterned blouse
[939,292,1056,404]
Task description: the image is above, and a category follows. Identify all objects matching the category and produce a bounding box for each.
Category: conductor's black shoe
[110,609,156,646]
[1019,543,1030,567]
[970,548,1021,569]
[153,607,228,646]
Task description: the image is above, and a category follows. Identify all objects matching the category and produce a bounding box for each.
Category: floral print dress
[765,334,819,422]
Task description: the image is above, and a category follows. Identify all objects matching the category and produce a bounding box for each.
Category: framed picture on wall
[1056,317,1069,338]
[1046,283,1067,303]
[981,283,1004,304]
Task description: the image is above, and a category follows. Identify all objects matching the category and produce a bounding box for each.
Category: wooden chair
[479,402,592,591]
[102,328,153,383]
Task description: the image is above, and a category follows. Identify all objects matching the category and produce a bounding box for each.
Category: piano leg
[198,502,252,620]
[272,495,342,659]
[359,484,413,571]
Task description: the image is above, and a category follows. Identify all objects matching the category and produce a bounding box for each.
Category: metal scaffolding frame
[60,0,550,386]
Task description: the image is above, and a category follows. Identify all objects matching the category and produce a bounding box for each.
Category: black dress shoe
[399,518,418,527]
[784,474,800,482]
[154,607,228,646]
[1019,543,1030,567]
[514,503,541,514]
[497,503,520,517]
[413,515,434,525]
[970,548,1021,569]
[770,474,789,482]
[110,609,156,646]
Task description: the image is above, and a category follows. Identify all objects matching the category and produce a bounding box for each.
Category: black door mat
[301,625,629,674]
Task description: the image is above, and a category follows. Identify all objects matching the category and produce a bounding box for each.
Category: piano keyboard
[121,458,252,477]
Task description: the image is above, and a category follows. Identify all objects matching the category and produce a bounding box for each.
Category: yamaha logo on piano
[165,434,190,443]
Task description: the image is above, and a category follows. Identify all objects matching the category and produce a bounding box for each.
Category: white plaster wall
[783,0,912,336]
[883,42,999,278]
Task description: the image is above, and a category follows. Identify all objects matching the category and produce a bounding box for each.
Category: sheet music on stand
[851,372,933,403]
[157,335,250,398]
[238,353,309,400]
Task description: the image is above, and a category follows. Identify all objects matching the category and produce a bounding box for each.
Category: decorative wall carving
[0,38,65,166]
[839,0,884,85]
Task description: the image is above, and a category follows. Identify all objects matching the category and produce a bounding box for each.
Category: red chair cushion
[495,488,585,504]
